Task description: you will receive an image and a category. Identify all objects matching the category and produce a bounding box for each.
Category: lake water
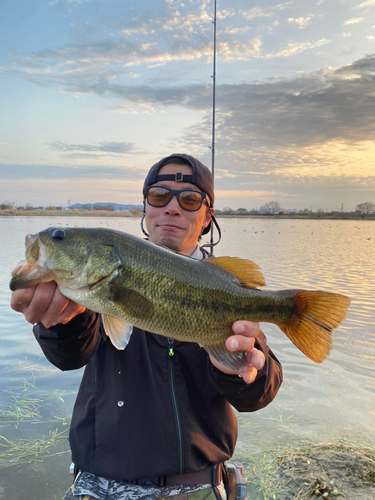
[0,216,374,499]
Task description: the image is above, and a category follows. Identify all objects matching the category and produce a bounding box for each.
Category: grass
[0,378,71,429]
[243,439,375,500]
[0,377,72,468]
[0,428,69,467]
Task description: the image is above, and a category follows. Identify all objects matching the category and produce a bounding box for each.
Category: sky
[0,0,374,211]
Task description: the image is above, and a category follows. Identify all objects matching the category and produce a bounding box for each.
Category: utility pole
[210,0,217,253]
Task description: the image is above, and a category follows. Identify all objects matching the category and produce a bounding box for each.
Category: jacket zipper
[167,337,184,474]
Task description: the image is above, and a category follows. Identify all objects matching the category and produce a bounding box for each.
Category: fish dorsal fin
[204,256,266,288]
[102,315,133,350]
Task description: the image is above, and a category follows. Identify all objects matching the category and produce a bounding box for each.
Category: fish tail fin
[278,290,350,363]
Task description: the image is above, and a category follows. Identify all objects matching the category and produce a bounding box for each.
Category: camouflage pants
[63,483,223,500]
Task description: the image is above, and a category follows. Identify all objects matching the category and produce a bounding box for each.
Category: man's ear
[203,208,213,228]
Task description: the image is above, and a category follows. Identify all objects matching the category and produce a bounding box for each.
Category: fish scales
[106,243,295,343]
[9,227,351,367]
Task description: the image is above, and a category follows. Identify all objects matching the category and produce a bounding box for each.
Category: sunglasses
[146,186,210,212]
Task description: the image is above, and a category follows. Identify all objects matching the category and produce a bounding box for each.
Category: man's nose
[164,195,181,213]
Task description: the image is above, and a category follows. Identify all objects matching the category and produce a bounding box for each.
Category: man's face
[144,163,212,256]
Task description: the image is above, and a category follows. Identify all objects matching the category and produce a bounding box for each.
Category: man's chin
[152,235,182,252]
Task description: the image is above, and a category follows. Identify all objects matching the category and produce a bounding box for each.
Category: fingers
[32,283,84,328]
[246,347,266,371]
[232,320,261,338]
[226,320,262,356]
[10,286,36,313]
[239,364,259,385]
[225,338,266,371]
[38,286,71,328]
[216,321,266,384]
[53,301,86,327]
[10,281,85,327]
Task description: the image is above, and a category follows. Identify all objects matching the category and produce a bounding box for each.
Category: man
[11,154,283,500]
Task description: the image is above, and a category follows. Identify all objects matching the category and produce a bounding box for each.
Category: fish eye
[51,229,66,242]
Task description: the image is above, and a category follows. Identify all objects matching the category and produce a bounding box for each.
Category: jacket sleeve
[207,335,283,412]
[33,310,102,371]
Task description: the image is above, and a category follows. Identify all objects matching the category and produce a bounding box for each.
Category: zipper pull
[168,338,174,357]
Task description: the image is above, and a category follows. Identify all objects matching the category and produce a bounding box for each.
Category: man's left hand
[209,321,266,384]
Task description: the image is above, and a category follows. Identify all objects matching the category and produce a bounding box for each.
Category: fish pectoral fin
[108,285,154,319]
[204,256,266,288]
[203,341,249,372]
[102,315,133,350]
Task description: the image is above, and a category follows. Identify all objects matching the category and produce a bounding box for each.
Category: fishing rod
[210,0,217,254]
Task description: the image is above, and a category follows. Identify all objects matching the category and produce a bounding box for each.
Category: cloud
[48,140,135,154]
[173,54,375,159]
[264,38,329,58]
[358,0,375,7]
[49,0,94,5]
[240,3,292,21]
[0,164,142,181]
[1,31,330,99]
[287,16,313,29]
[2,35,263,85]
[240,7,274,21]
[121,1,215,40]
[4,41,374,154]
[343,17,365,25]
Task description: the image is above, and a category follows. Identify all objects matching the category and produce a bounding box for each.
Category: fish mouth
[26,232,39,248]
[9,262,54,291]
[9,236,54,291]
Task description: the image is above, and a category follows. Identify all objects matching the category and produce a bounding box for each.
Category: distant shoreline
[1,209,374,221]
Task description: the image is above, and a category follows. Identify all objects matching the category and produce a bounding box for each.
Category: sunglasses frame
[145,186,210,212]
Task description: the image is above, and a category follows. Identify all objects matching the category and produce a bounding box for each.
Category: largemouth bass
[10,227,350,368]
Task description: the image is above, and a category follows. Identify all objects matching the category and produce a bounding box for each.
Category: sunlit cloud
[343,18,365,25]
[215,189,277,200]
[358,0,375,7]
[0,177,145,205]
[263,39,329,58]
[48,140,135,154]
[240,3,292,21]
[240,7,274,21]
[288,16,313,29]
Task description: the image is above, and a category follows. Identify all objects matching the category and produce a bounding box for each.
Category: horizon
[3,200,373,214]
[1,0,375,210]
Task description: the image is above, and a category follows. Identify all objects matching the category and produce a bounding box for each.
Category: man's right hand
[10,263,86,328]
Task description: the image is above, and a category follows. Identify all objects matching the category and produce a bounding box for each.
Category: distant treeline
[1,200,374,216]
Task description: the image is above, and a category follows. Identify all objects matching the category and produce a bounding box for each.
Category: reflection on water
[0,216,374,499]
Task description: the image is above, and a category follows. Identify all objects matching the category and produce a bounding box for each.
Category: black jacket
[34,310,282,481]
